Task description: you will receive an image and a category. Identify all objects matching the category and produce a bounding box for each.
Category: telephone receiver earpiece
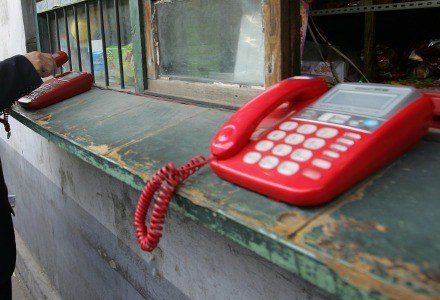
[210,77,328,159]
[52,51,69,68]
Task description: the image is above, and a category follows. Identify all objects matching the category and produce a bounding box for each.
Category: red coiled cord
[134,155,212,252]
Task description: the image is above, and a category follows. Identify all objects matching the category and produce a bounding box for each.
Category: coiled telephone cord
[0,108,11,138]
[134,155,212,252]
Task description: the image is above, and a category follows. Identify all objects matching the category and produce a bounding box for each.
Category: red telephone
[17,51,93,109]
[134,77,433,252]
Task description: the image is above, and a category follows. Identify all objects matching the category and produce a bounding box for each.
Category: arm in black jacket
[0,55,43,110]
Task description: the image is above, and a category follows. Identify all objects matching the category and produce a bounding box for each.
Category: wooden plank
[130,0,147,93]
[142,0,158,80]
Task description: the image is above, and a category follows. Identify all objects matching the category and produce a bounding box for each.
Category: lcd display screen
[324,90,398,110]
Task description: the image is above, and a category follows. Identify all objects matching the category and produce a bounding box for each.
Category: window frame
[33,0,302,107]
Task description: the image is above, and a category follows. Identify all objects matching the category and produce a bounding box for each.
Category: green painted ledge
[11,87,440,300]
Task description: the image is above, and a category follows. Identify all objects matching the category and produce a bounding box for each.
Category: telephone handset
[134,77,433,252]
[17,51,93,109]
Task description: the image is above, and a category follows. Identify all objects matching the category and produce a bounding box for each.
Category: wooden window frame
[142,0,301,107]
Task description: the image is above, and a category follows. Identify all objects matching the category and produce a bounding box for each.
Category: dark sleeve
[0,55,43,110]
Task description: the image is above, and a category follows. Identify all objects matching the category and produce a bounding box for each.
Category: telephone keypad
[243,152,262,164]
[267,130,287,141]
[323,150,340,159]
[316,128,338,139]
[337,138,355,146]
[330,144,348,152]
[255,140,274,152]
[303,138,325,150]
[277,161,299,176]
[272,144,293,157]
[302,169,322,180]
[245,120,364,178]
[259,156,279,169]
[291,149,313,162]
[26,80,62,101]
[285,133,305,145]
[297,124,317,134]
[312,159,332,170]
[279,121,298,131]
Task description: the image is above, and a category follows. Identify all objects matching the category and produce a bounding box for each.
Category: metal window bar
[98,0,109,86]
[63,8,73,71]
[85,1,95,81]
[73,5,82,72]
[114,0,124,89]
[40,0,128,88]
[54,10,62,74]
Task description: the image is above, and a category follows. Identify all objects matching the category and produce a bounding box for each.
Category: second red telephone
[134,76,434,252]
[17,51,93,109]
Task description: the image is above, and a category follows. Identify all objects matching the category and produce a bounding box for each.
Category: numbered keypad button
[302,169,322,180]
[291,149,313,162]
[277,161,299,176]
[304,138,326,150]
[279,121,298,131]
[243,152,262,164]
[312,159,332,170]
[285,133,305,145]
[267,130,287,141]
[297,124,317,135]
[272,144,293,157]
[259,156,280,170]
[337,138,355,146]
[344,132,361,140]
[316,127,338,139]
[323,150,340,159]
[331,144,348,152]
[255,140,274,152]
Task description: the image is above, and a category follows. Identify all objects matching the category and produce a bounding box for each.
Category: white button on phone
[267,130,287,141]
[302,169,322,180]
[318,113,334,122]
[272,144,293,156]
[303,138,326,150]
[316,128,339,139]
[297,124,317,134]
[277,161,299,176]
[243,152,262,164]
[291,149,313,162]
[344,132,361,140]
[279,121,298,131]
[323,150,340,159]
[255,140,274,152]
[312,159,332,170]
[337,138,355,146]
[285,133,305,145]
[259,156,280,169]
[331,144,348,152]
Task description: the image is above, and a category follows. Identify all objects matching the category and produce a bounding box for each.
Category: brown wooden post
[263,0,297,87]
[364,11,376,81]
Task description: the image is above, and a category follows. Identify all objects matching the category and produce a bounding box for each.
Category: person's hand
[24,51,57,78]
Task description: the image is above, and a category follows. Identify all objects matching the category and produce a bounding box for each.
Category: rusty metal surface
[12,87,440,299]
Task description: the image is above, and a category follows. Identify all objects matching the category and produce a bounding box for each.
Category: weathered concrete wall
[0,119,330,299]
[0,0,27,60]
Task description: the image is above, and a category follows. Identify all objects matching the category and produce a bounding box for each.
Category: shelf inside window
[310,1,440,16]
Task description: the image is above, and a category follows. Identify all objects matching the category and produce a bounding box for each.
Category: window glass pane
[156,0,264,86]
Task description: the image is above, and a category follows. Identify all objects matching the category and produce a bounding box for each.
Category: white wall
[0,0,26,60]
